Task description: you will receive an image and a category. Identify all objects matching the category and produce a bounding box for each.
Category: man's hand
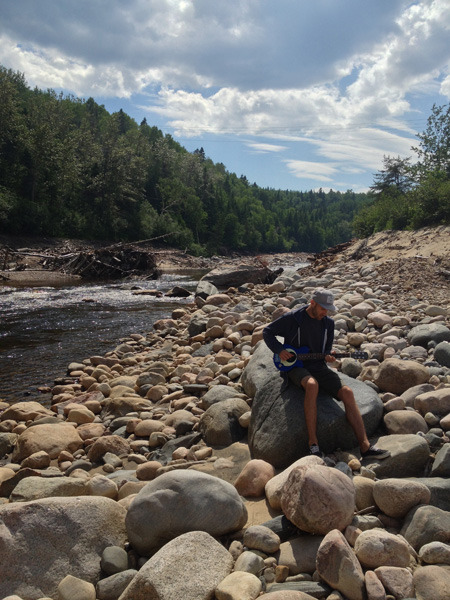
[325,352,336,363]
[279,349,295,361]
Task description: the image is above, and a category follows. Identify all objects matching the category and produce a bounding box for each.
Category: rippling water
[0,271,204,403]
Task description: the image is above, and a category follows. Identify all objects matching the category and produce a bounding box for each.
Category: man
[263,288,390,460]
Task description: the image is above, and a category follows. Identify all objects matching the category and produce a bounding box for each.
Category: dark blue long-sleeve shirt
[263,305,335,372]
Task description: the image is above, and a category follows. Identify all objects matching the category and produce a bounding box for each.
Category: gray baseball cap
[312,288,336,311]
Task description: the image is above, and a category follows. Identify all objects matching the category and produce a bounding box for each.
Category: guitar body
[273,345,312,371]
[273,345,368,372]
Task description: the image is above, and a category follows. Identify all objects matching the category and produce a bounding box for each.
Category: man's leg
[288,368,322,455]
[338,385,391,459]
[301,376,320,447]
[337,385,370,452]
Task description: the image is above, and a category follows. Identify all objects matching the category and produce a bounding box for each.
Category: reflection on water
[0,272,202,402]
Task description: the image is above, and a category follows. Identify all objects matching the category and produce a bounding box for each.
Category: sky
[1,0,449,193]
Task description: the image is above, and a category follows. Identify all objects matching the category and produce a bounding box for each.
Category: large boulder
[0,401,54,422]
[316,529,365,600]
[247,348,383,468]
[125,470,247,556]
[0,496,127,600]
[354,529,411,569]
[383,410,428,434]
[9,475,89,502]
[372,478,431,518]
[198,397,249,446]
[368,434,430,479]
[434,340,450,367]
[409,477,450,511]
[280,464,355,535]
[401,504,450,550]
[413,565,450,600]
[373,358,430,395]
[194,280,219,300]
[200,264,274,288]
[200,384,244,410]
[118,531,233,600]
[11,423,83,461]
[276,536,324,575]
[241,341,275,398]
[265,455,324,510]
[407,323,450,347]
[414,388,450,416]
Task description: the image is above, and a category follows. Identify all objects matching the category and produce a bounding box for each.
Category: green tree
[412,103,450,180]
[370,155,414,194]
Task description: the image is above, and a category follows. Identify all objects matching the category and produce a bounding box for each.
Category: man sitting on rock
[263,288,390,460]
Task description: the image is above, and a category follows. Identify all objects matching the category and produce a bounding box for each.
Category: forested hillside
[0,66,369,255]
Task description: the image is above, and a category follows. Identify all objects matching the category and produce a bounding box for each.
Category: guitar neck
[297,352,348,360]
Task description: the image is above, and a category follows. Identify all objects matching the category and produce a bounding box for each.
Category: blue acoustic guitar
[273,345,369,371]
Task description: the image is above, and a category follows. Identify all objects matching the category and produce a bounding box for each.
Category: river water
[0,270,205,403]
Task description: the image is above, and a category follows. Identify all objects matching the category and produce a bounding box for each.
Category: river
[0,270,205,403]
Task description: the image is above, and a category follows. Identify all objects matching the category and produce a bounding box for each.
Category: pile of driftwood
[44,243,161,280]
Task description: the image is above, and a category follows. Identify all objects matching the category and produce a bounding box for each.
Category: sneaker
[309,444,324,458]
[361,445,391,460]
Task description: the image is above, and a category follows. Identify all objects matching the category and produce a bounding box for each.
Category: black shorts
[287,366,343,398]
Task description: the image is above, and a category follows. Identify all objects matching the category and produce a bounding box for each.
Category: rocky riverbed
[0,226,450,600]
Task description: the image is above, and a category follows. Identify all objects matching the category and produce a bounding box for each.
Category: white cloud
[245,142,287,153]
[284,160,337,182]
[0,0,449,190]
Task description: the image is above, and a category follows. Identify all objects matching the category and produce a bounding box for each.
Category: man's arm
[324,317,335,361]
[262,312,293,356]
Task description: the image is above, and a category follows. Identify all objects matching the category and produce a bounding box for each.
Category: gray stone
[101,546,129,575]
[216,571,262,599]
[194,280,219,300]
[117,531,234,600]
[383,410,428,435]
[234,550,265,575]
[373,358,430,395]
[9,475,88,502]
[125,470,247,556]
[374,566,414,599]
[354,529,411,568]
[419,541,450,565]
[0,432,18,457]
[58,574,96,600]
[96,570,138,600]
[276,536,324,575]
[435,341,450,367]
[200,264,273,287]
[243,525,281,554]
[415,388,450,417]
[281,464,355,535]
[187,313,208,336]
[369,434,430,479]
[413,564,450,600]
[409,477,450,511]
[431,444,450,477]
[407,323,450,348]
[316,529,365,600]
[200,384,243,410]
[11,423,83,461]
[247,348,383,468]
[400,383,435,408]
[373,478,431,518]
[263,582,332,597]
[198,397,249,446]
[401,504,450,551]
[241,341,276,398]
[0,496,127,600]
